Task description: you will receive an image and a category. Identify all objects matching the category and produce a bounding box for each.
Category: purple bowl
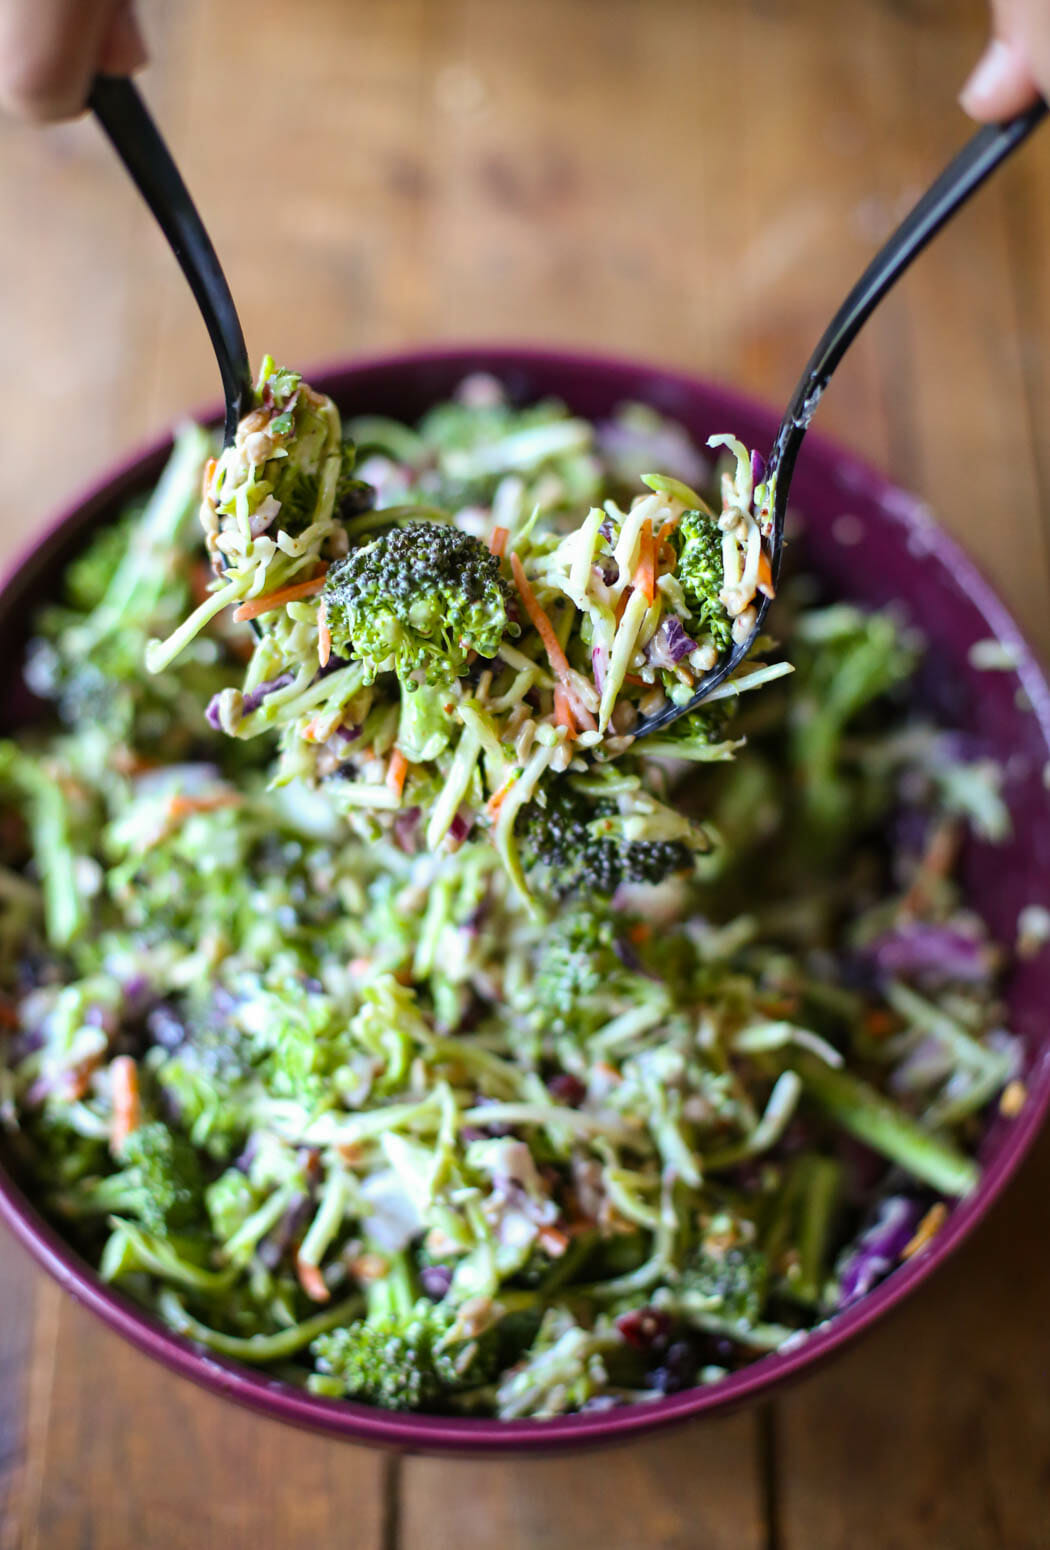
[1,345,1049,1453]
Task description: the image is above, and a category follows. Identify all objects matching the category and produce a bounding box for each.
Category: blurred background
[1,1,1049,1547]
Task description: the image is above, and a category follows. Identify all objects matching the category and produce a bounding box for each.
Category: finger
[98,1,147,78]
[0,0,119,122]
[960,0,1042,121]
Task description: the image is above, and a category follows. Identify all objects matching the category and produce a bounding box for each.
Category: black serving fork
[633,98,1047,741]
[88,75,253,448]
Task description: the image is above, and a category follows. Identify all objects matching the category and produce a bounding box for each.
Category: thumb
[960,0,1041,121]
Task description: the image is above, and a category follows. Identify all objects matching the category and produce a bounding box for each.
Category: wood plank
[0,1232,35,1547]
[778,4,1050,1546]
[401,1413,764,1550]
[778,1132,1050,1550]
[8,1287,385,1550]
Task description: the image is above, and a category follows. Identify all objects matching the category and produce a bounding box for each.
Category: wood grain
[0,0,1048,1545]
[8,1278,384,1550]
[778,1131,1050,1550]
[400,1415,764,1550]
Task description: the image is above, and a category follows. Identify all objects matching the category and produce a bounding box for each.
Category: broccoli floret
[311,1253,500,1411]
[534,906,624,1022]
[516,782,692,900]
[323,522,512,690]
[790,605,918,839]
[676,1240,769,1326]
[675,508,732,650]
[205,1167,260,1242]
[58,1121,205,1237]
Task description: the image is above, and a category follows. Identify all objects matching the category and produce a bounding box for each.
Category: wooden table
[1,1,1048,1544]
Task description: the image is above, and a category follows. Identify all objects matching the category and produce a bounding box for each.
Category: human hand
[0,0,146,122]
[960,0,1050,120]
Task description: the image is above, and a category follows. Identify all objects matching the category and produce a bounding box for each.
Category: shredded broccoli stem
[0,370,1016,1423]
[159,1289,363,1361]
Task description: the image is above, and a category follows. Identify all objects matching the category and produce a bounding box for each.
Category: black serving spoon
[88,75,252,448]
[633,98,1047,742]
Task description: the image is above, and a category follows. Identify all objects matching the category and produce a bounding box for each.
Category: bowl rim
[2,341,1049,1454]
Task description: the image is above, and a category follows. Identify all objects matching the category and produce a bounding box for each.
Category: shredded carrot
[901,821,959,918]
[553,686,577,738]
[111,750,160,777]
[614,589,631,626]
[386,748,410,798]
[901,1202,947,1260]
[232,568,328,623]
[296,1256,331,1304]
[507,556,598,731]
[656,518,677,546]
[301,717,329,744]
[201,457,217,501]
[109,1056,141,1152]
[628,922,652,945]
[317,600,332,669]
[510,553,571,680]
[999,1078,1027,1117]
[623,674,647,687]
[634,521,657,605]
[166,792,240,822]
[63,1054,102,1102]
[537,1226,569,1258]
[864,1009,895,1039]
[756,547,776,599]
[486,771,518,820]
[489,525,510,560]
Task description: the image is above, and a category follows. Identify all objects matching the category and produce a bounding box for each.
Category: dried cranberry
[615,1307,672,1350]
[547,1072,586,1107]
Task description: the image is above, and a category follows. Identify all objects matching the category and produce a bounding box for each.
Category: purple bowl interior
[1,344,1049,1454]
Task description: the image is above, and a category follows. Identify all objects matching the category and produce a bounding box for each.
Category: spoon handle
[768,99,1048,497]
[88,75,253,446]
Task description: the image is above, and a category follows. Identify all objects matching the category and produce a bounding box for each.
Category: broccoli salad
[0,364,1023,1420]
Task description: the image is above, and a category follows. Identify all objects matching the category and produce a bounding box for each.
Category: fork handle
[769,99,1048,509]
[89,75,252,446]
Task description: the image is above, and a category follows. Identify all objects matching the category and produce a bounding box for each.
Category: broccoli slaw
[0,366,1022,1420]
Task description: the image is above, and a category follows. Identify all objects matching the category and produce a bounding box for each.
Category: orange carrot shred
[508,555,597,731]
[553,686,577,738]
[201,457,217,501]
[635,521,656,605]
[901,1202,947,1260]
[166,792,240,821]
[614,589,631,626]
[232,568,328,622]
[756,547,776,599]
[110,1056,141,1152]
[510,553,571,680]
[623,674,647,686]
[317,601,332,669]
[486,772,518,820]
[386,749,410,798]
[489,526,510,559]
[296,1256,331,1304]
[656,518,677,546]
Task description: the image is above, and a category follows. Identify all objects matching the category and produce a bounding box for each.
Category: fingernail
[959,38,1015,112]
